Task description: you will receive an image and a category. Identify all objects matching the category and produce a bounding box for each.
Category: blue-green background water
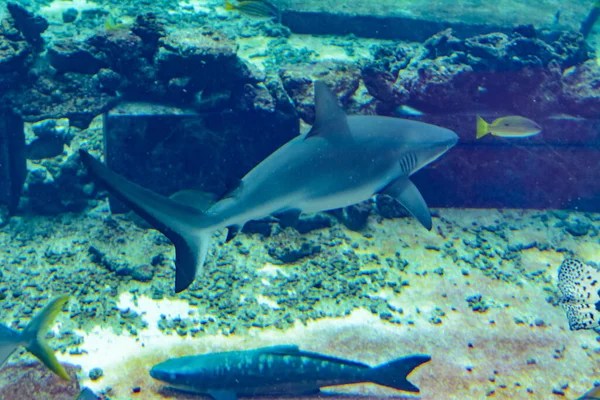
[0,1,599,399]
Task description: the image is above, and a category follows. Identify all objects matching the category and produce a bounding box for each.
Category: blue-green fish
[150,345,431,399]
[0,295,70,380]
[578,384,600,399]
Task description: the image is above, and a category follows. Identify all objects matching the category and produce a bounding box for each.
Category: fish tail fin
[23,296,70,380]
[0,332,20,370]
[367,355,431,393]
[79,150,213,293]
[558,259,600,330]
[224,1,235,10]
[476,116,489,139]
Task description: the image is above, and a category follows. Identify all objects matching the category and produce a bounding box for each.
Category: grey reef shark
[80,81,458,293]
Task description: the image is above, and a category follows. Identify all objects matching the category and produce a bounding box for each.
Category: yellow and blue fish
[225,0,280,20]
[476,115,542,139]
[0,295,70,380]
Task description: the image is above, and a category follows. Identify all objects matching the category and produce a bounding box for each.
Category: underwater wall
[0,1,600,400]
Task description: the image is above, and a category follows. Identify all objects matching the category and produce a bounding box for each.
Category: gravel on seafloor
[0,206,598,399]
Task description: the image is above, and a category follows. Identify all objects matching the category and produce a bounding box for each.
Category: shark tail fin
[476,116,489,139]
[366,355,431,393]
[23,296,70,380]
[79,150,212,293]
[558,259,600,330]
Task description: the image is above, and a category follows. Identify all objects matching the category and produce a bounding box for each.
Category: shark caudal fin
[476,116,489,139]
[22,296,70,380]
[558,259,600,330]
[367,355,431,393]
[79,150,212,293]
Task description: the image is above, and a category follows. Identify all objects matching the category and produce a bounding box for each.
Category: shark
[79,81,458,293]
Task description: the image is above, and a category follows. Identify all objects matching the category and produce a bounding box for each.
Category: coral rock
[562,59,600,118]
[47,39,107,74]
[0,362,81,400]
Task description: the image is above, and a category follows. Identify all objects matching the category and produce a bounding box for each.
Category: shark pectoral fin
[79,150,211,293]
[305,81,352,143]
[381,179,432,230]
[225,225,241,243]
[207,389,238,400]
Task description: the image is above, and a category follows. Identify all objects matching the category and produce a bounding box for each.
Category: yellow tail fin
[23,296,70,380]
[224,1,235,10]
[476,116,489,139]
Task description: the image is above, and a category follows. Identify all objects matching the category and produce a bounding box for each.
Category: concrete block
[0,111,26,213]
[103,102,298,214]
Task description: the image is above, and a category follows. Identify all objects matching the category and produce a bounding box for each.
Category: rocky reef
[0,2,600,400]
[363,28,590,116]
[0,362,81,399]
[0,2,598,216]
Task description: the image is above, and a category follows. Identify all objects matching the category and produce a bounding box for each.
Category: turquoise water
[0,1,599,399]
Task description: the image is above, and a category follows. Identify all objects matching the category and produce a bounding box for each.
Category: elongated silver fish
[150,345,431,400]
[79,81,457,293]
[0,295,70,380]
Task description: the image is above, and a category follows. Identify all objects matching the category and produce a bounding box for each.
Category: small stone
[95,68,122,93]
[62,8,78,23]
[131,264,154,282]
[565,220,591,237]
[89,367,103,380]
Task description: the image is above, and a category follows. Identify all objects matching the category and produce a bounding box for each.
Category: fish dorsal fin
[257,345,300,355]
[295,349,370,369]
[305,81,352,143]
[260,345,369,369]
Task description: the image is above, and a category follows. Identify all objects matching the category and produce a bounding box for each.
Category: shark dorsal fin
[305,81,352,142]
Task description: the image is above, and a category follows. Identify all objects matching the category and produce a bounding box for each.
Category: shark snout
[409,126,458,169]
[445,130,459,149]
[434,128,459,149]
